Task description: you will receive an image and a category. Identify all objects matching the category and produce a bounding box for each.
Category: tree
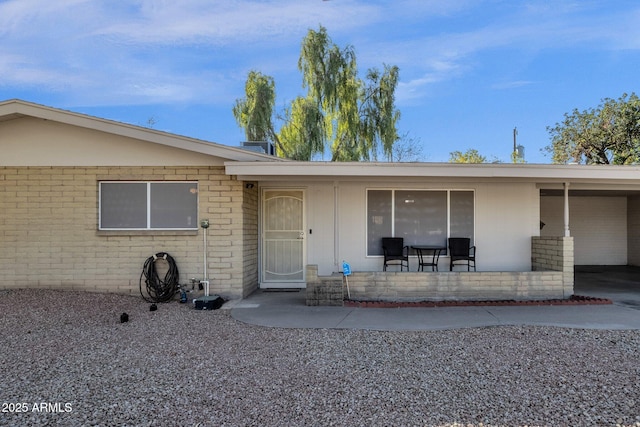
[545,93,640,164]
[449,149,487,163]
[232,71,276,143]
[386,132,424,162]
[233,26,401,161]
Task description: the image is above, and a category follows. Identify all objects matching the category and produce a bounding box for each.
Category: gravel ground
[1,289,639,427]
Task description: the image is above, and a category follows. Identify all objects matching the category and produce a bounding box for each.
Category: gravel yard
[1,289,639,427]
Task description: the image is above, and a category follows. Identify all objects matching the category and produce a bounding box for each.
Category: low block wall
[305,265,344,306]
[344,271,564,302]
[305,236,575,305]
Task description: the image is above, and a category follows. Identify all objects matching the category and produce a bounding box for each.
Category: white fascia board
[0,99,281,162]
[225,161,640,183]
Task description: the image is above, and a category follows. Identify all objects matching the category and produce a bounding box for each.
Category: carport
[574,265,640,310]
[540,185,640,267]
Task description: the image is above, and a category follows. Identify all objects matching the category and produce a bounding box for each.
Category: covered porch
[307,236,574,305]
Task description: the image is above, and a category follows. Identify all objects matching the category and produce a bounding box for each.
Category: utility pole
[512,127,524,163]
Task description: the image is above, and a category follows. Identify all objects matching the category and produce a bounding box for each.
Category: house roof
[0,99,283,163]
[225,161,640,190]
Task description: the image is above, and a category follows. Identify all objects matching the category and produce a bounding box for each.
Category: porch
[307,236,573,305]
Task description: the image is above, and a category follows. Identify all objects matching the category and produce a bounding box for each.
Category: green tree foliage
[278,96,324,160]
[449,149,487,164]
[232,71,276,142]
[545,93,640,164]
[233,26,400,161]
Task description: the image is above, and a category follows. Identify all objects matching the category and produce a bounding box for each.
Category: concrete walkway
[230,267,640,331]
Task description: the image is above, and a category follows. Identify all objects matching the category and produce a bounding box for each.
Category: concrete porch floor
[228,266,640,330]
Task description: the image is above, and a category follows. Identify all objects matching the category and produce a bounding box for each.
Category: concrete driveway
[574,265,640,310]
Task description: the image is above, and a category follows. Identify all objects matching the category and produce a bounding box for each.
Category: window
[367,190,474,256]
[99,182,198,230]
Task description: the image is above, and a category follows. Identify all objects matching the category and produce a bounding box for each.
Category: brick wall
[342,270,565,301]
[241,182,259,297]
[532,236,574,297]
[0,166,256,299]
[305,265,344,306]
[307,236,575,304]
[628,196,640,266]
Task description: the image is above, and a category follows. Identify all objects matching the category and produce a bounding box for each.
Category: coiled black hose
[139,252,180,303]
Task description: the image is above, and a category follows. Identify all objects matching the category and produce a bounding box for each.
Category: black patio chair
[448,237,476,271]
[382,237,409,271]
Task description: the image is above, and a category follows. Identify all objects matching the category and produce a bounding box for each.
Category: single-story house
[2,99,640,302]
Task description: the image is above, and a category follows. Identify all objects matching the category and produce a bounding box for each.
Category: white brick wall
[628,196,640,266]
[541,196,626,265]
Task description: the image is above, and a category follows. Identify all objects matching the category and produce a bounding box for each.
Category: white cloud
[1,0,640,107]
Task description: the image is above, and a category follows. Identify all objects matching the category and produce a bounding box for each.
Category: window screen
[450,191,474,245]
[395,191,447,248]
[367,190,392,255]
[100,182,198,230]
[366,189,474,256]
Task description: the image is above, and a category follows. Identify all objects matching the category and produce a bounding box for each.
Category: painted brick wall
[628,196,640,266]
[540,196,626,265]
[0,166,256,299]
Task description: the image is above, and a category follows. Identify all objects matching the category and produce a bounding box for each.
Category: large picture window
[99,182,198,230]
[367,190,474,256]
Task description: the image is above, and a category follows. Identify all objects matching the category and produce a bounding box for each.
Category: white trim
[226,161,640,182]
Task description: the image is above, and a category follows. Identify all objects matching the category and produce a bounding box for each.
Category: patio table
[411,245,446,271]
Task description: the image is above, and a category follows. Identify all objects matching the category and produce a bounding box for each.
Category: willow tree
[545,93,640,164]
[233,25,401,161]
[232,71,277,142]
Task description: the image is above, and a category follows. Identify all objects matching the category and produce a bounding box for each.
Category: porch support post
[333,181,339,269]
[563,182,570,237]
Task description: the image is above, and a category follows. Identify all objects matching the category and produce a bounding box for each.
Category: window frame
[98,181,199,231]
[366,188,475,257]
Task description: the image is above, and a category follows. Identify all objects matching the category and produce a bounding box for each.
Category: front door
[261,189,305,288]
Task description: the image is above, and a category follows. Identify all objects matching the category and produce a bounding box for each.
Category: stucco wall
[267,180,540,275]
[0,116,225,166]
[0,166,256,299]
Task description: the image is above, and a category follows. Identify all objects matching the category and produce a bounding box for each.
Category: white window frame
[99,181,199,230]
[366,188,475,256]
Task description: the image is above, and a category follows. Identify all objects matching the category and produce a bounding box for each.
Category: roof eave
[0,99,284,162]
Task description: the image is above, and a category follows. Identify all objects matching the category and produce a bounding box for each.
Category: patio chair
[448,237,476,271]
[382,237,409,271]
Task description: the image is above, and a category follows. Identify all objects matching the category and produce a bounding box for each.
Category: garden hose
[139,252,180,303]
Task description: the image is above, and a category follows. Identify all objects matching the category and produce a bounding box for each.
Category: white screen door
[261,190,305,287]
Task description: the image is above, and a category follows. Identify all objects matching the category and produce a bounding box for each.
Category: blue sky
[1,0,639,163]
